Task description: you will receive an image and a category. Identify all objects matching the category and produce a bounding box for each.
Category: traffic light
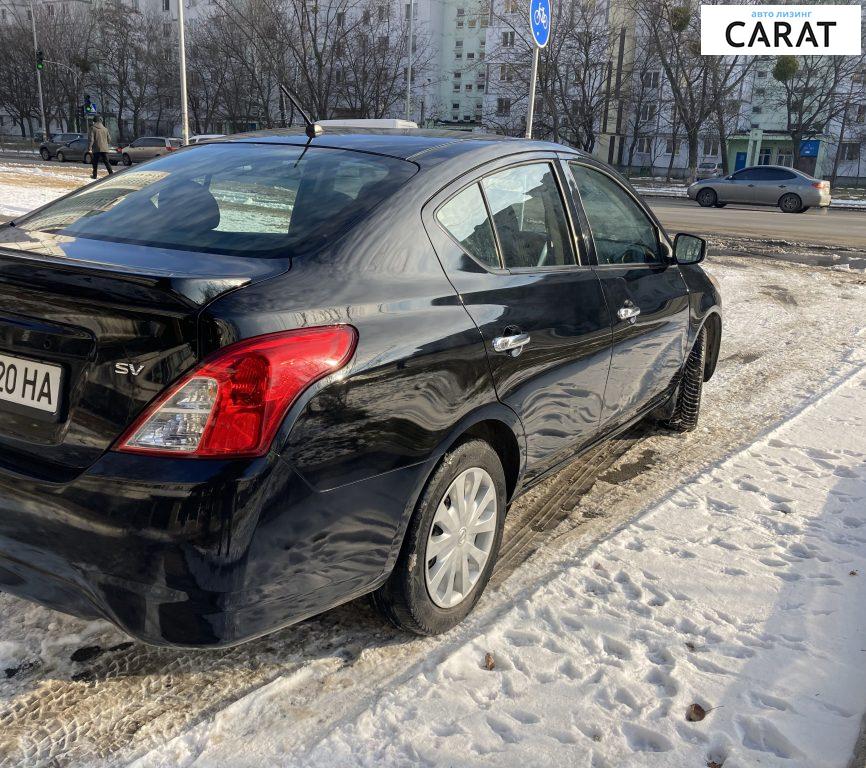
[36,50,44,70]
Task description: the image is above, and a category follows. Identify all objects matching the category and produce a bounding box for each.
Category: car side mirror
[674,233,706,265]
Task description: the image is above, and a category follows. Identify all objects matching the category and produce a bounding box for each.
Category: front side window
[482,163,575,269]
[18,144,417,258]
[436,184,499,268]
[570,163,659,266]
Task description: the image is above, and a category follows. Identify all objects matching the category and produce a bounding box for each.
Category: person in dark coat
[87,116,114,179]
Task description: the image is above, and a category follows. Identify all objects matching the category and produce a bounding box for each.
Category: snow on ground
[0,161,91,217]
[131,361,866,768]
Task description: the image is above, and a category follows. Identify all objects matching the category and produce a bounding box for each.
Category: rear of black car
[0,141,420,645]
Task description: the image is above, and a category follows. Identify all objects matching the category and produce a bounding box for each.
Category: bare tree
[772,54,866,172]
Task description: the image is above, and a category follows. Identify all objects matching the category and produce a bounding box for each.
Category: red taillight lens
[116,326,357,458]
[812,181,830,189]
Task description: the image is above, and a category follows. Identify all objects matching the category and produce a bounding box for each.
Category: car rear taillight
[116,326,357,458]
[812,181,830,189]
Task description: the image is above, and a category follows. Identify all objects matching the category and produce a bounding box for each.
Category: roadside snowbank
[136,364,866,768]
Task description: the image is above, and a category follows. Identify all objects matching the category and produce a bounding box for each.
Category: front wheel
[40,148,50,161]
[56,151,66,162]
[660,328,706,433]
[714,202,727,208]
[372,439,506,635]
[779,193,803,213]
[122,153,132,166]
[696,188,717,207]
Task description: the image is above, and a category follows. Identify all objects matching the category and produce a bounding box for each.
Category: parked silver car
[688,165,831,213]
[120,136,183,165]
[696,161,723,180]
[39,132,85,160]
[55,137,122,165]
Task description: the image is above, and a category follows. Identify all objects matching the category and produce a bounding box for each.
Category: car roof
[739,164,803,173]
[225,127,582,163]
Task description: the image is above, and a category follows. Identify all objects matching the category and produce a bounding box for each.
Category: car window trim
[565,159,668,270]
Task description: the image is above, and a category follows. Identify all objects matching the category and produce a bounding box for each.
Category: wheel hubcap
[425,467,497,609]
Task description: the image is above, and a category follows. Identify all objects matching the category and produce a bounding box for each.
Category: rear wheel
[40,147,50,161]
[122,153,132,166]
[797,206,810,213]
[779,193,803,213]
[660,328,706,433]
[83,152,92,165]
[714,202,727,208]
[696,188,717,207]
[372,439,506,635]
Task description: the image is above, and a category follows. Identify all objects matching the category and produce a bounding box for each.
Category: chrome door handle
[493,333,531,357]
[617,305,641,323]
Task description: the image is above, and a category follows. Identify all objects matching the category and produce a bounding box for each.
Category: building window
[378,5,386,21]
[465,84,473,91]
[477,84,484,91]
[500,64,513,82]
[497,97,511,116]
[456,52,463,59]
[336,11,345,26]
[501,31,515,47]
[665,138,677,155]
[856,105,866,123]
[456,7,464,16]
[480,16,488,27]
[463,114,471,121]
[754,87,766,97]
[163,22,171,36]
[777,149,793,167]
[756,70,767,78]
[452,102,460,109]
[362,8,370,23]
[467,52,475,59]
[636,137,653,154]
[639,103,657,121]
[453,83,461,92]
[752,106,762,114]
[702,138,720,156]
[758,147,772,165]
[453,71,461,79]
[457,19,464,27]
[642,71,660,88]
[505,0,519,11]
[841,142,861,162]
[163,0,169,11]
[469,18,476,27]
[455,39,463,47]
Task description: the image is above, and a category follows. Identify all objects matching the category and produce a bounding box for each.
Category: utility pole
[177,0,190,143]
[405,0,413,121]
[29,0,48,140]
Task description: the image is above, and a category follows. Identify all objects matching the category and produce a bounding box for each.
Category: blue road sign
[799,139,820,158]
[530,0,551,48]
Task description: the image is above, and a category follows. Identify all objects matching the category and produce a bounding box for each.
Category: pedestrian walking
[87,116,114,179]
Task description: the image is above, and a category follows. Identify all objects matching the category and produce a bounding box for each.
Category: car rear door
[753,167,797,205]
[566,161,689,429]
[424,155,613,479]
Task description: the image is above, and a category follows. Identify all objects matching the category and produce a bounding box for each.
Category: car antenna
[279,83,323,139]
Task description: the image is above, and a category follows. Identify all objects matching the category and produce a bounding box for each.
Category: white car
[188,134,226,145]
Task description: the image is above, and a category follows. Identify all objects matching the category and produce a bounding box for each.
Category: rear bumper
[0,452,421,647]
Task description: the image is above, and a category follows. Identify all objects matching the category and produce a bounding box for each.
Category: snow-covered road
[0,166,865,768]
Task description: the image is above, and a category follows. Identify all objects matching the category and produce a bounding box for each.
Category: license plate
[0,353,63,414]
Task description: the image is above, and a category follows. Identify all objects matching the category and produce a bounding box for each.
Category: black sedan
[0,129,721,646]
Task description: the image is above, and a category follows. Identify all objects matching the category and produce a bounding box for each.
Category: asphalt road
[648,196,866,250]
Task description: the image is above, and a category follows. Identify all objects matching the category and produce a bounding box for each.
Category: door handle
[493,333,531,357]
[617,305,641,323]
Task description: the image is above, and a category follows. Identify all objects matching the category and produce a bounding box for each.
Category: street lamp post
[176,0,190,144]
[28,0,48,140]
[406,0,413,121]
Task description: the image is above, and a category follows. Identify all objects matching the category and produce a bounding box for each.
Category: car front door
[723,168,761,203]
[567,161,690,428]
[424,157,613,479]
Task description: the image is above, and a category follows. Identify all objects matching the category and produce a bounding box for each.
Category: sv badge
[115,362,145,376]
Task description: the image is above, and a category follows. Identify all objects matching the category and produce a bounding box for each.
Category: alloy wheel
[424,466,498,609]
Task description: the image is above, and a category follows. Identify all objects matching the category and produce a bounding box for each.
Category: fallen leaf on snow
[686,703,707,722]
[484,652,495,671]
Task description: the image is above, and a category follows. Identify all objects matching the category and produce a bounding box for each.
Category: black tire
[696,188,717,207]
[779,193,802,213]
[797,206,810,213]
[40,148,51,161]
[714,202,727,208]
[660,328,707,433]
[122,153,132,166]
[56,151,66,162]
[372,439,506,635]
[83,152,92,165]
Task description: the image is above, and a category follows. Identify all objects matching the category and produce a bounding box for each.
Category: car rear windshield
[19,143,418,258]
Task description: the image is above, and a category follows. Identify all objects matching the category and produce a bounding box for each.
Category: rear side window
[435,184,500,268]
[18,143,417,258]
[481,163,575,269]
[570,163,660,266]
